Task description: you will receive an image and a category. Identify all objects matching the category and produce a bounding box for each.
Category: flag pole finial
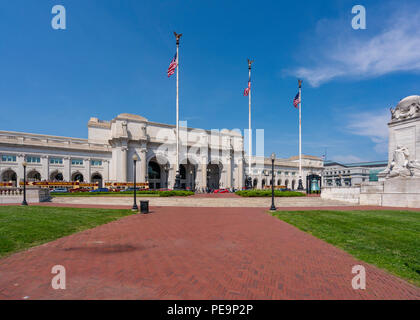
[247,59,254,70]
[174,32,183,45]
[298,79,303,88]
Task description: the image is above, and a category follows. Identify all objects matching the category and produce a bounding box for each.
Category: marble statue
[390,95,420,122]
[382,145,420,178]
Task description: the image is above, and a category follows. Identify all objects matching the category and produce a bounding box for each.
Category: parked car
[89,188,109,193]
[50,188,68,193]
[69,188,90,193]
[125,187,142,191]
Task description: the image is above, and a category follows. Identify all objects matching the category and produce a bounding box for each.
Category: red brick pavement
[0,206,419,300]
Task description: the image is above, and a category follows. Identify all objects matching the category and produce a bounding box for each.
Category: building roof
[324,160,387,168]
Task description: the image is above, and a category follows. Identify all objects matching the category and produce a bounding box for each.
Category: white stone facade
[1,113,323,190]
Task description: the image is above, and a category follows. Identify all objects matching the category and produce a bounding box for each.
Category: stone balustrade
[0,187,51,204]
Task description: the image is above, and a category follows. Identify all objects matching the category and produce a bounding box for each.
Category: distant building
[322,161,388,187]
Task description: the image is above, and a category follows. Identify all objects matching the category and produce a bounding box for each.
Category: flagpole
[174,32,182,189]
[298,79,304,190]
[246,59,254,189]
[248,61,252,178]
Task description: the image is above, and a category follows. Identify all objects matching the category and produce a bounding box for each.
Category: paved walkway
[0,206,418,300]
[50,195,353,207]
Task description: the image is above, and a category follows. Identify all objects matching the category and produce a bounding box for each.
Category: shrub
[235,190,305,197]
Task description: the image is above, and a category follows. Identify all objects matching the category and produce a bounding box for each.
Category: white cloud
[292,8,420,86]
[345,108,389,155]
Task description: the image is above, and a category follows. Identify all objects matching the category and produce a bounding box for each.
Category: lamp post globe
[21,161,28,206]
[132,154,139,211]
[270,153,276,211]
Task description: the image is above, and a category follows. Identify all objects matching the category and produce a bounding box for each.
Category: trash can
[140,200,149,214]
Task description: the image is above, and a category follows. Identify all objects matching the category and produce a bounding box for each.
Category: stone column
[226,155,232,189]
[41,155,49,181]
[121,147,128,182]
[237,156,244,189]
[201,158,207,190]
[16,154,25,185]
[104,160,110,182]
[86,158,91,182]
[140,147,147,183]
[64,157,71,181]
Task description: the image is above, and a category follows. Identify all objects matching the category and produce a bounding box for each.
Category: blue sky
[1,0,420,163]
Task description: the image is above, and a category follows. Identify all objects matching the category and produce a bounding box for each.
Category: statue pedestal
[359,178,420,208]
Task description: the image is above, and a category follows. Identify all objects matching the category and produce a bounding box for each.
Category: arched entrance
[206,163,222,190]
[262,179,266,189]
[253,178,258,189]
[72,172,84,182]
[292,180,296,190]
[1,169,17,186]
[50,171,63,181]
[278,179,282,186]
[27,170,41,182]
[285,179,289,189]
[148,160,161,190]
[179,160,197,190]
[92,173,103,188]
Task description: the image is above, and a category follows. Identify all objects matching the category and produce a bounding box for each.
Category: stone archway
[285,179,289,188]
[253,178,258,189]
[207,163,222,190]
[1,169,17,186]
[27,170,41,182]
[50,171,63,181]
[278,179,282,186]
[292,180,296,190]
[72,172,84,182]
[262,179,266,189]
[92,173,103,188]
[148,160,162,190]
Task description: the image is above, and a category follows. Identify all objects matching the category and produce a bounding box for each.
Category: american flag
[243,80,251,96]
[167,53,177,77]
[293,91,300,108]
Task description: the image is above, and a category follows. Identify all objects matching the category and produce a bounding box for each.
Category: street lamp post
[270,153,276,211]
[21,161,28,206]
[132,154,139,211]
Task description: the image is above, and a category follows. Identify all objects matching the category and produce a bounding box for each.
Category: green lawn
[272,210,420,286]
[0,206,132,258]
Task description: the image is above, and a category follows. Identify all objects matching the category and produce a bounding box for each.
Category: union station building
[0,113,323,190]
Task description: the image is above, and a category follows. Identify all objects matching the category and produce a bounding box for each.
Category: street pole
[174,32,182,190]
[270,153,276,211]
[21,161,28,206]
[132,155,138,211]
[298,79,304,190]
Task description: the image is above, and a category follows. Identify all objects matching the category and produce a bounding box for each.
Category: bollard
[140,200,149,214]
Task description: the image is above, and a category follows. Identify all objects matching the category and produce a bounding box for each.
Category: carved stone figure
[390,95,420,122]
[382,145,420,178]
[122,121,128,137]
